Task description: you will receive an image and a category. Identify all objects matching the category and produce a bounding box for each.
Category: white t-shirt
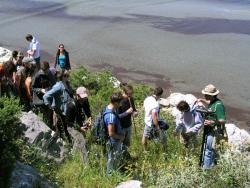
[144,96,160,127]
[29,37,40,59]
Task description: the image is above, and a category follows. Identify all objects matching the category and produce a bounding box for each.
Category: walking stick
[199,126,208,167]
[128,97,137,136]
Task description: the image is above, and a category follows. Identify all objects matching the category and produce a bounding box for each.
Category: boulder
[67,127,88,161]
[226,124,250,152]
[166,93,197,107]
[159,98,170,107]
[167,93,186,106]
[20,111,67,163]
[0,47,12,63]
[9,161,56,188]
[116,180,142,188]
[162,93,197,116]
[110,76,121,88]
[20,111,88,163]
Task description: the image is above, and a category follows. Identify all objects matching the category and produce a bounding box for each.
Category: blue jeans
[203,132,216,169]
[106,140,122,175]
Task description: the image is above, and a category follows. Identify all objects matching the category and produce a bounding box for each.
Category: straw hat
[202,84,220,96]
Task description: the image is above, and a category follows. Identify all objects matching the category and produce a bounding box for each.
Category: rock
[166,93,197,107]
[184,94,197,106]
[162,93,197,116]
[159,98,170,107]
[226,124,250,152]
[110,76,121,88]
[0,47,12,63]
[167,93,186,106]
[116,180,142,188]
[20,111,68,163]
[9,161,56,188]
[67,127,88,161]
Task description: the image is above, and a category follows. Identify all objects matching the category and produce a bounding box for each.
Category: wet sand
[1,0,250,130]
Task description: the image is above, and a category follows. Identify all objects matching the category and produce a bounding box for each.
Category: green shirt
[208,99,226,126]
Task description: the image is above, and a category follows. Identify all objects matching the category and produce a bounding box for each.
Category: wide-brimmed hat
[76,87,88,98]
[202,84,220,96]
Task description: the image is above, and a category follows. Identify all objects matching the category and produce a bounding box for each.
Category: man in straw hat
[196,84,226,169]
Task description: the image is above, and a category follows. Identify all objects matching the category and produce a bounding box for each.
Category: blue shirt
[59,55,66,68]
[103,107,123,143]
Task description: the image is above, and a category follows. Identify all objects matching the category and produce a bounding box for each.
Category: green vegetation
[0,97,22,186]
[0,66,249,187]
[57,67,250,188]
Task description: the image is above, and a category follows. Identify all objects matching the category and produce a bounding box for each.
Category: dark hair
[12,50,18,58]
[25,34,33,41]
[177,101,189,112]
[110,92,123,104]
[154,87,163,97]
[59,44,64,48]
[121,83,133,95]
[41,61,50,71]
[56,44,67,56]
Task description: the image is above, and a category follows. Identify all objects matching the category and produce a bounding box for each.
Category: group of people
[102,83,226,174]
[0,34,227,175]
[0,34,89,142]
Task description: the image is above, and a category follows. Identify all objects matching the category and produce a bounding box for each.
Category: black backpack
[92,109,119,145]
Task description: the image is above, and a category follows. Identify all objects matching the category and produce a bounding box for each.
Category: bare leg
[142,136,148,151]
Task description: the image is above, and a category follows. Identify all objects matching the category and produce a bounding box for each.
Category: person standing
[104,92,125,175]
[43,70,72,142]
[197,84,226,169]
[31,61,55,127]
[142,87,167,151]
[118,83,137,158]
[16,52,24,71]
[54,44,71,71]
[15,57,33,111]
[25,34,40,71]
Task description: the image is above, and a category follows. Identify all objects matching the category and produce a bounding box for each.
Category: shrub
[0,97,22,186]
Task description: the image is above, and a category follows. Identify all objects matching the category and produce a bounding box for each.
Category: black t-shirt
[66,97,91,127]
[119,97,136,128]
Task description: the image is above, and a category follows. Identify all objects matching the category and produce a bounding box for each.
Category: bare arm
[27,49,36,57]
[152,111,160,130]
[196,98,210,105]
[107,124,124,141]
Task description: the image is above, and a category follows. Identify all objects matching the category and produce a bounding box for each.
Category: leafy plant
[0,97,22,186]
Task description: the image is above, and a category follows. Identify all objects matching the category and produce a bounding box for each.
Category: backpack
[92,109,116,145]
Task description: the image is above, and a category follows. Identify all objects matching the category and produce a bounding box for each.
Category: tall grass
[19,67,249,187]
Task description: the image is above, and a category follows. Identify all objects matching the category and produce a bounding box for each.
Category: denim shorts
[143,125,154,138]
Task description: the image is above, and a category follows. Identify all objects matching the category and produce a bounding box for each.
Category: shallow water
[1,0,250,129]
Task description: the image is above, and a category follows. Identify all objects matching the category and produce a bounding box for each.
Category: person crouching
[174,101,203,149]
